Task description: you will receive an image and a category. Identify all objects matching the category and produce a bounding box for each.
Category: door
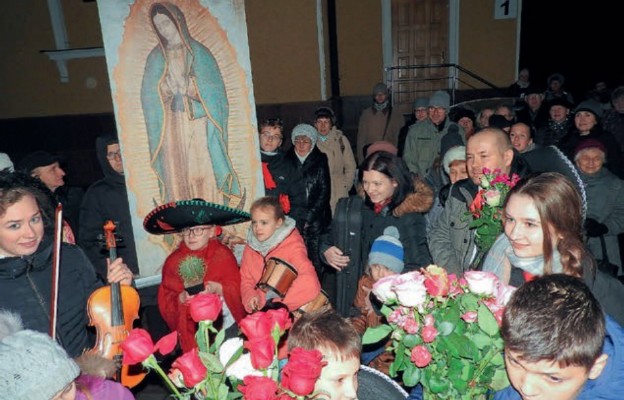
[391,0,449,107]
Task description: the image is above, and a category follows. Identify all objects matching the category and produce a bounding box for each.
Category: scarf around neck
[246,216,297,256]
[482,234,563,280]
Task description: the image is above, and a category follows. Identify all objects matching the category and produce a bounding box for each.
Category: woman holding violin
[0,171,133,358]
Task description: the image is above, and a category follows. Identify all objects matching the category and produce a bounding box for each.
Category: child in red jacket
[240,196,321,314]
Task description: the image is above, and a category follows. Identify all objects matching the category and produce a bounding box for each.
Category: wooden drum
[256,257,298,298]
[293,290,331,319]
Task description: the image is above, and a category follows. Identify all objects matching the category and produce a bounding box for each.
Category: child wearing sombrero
[144,199,249,352]
[240,196,321,314]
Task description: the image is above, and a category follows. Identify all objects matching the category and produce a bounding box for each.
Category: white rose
[464,271,499,296]
[372,275,399,303]
[392,271,427,307]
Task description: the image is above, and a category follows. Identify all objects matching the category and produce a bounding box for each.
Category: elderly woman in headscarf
[559,99,624,179]
[574,139,624,276]
[285,123,332,278]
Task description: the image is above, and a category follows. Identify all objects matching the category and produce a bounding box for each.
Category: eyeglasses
[260,132,283,141]
[106,150,122,160]
[294,138,312,145]
[180,226,212,237]
[428,106,446,113]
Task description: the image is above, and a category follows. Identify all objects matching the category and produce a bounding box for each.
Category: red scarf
[373,199,391,214]
[262,162,277,190]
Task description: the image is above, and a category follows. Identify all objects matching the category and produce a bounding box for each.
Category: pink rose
[403,317,420,334]
[423,265,450,297]
[188,292,222,323]
[424,314,435,327]
[421,325,438,343]
[464,271,499,296]
[387,308,407,326]
[496,282,517,306]
[154,331,178,356]
[372,275,398,302]
[410,345,432,368]
[393,271,427,308]
[172,348,207,387]
[461,311,478,323]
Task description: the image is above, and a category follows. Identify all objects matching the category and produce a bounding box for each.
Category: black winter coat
[0,237,102,357]
[285,147,332,233]
[558,126,624,179]
[261,150,297,199]
[79,136,139,278]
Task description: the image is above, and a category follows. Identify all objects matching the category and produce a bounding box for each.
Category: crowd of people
[1,73,624,400]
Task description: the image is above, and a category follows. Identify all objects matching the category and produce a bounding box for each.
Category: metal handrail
[385,63,506,106]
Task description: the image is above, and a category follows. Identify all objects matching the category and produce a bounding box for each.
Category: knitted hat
[314,106,335,124]
[429,90,450,110]
[368,226,404,273]
[574,100,604,119]
[0,330,80,399]
[442,145,466,175]
[574,138,607,157]
[413,97,429,109]
[372,82,388,95]
[365,141,398,158]
[291,123,318,146]
[0,153,14,172]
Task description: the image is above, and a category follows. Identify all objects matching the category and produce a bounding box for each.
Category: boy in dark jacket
[494,274,624,400]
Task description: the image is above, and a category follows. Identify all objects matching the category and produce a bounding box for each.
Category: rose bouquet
[121,292,326,400]
[466,168,520,267]
[362,265,515,399]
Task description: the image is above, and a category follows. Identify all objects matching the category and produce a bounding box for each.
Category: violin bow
[49,203,63,340]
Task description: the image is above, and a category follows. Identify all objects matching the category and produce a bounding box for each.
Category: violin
[87,220,146,388]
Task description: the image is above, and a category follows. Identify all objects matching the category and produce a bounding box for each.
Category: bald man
[428,128,530,274]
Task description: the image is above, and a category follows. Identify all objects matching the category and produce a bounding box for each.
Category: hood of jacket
[246,216,297,256]
[96,135,124,185]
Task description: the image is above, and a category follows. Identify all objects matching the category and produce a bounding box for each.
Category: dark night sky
[519,1,622,101]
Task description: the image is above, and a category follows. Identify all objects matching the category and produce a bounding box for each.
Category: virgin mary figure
[141,2,242,206]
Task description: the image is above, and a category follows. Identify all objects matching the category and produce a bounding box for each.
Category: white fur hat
[442,145,466,175]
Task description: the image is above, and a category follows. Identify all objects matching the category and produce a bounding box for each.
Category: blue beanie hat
[429,90,450,110]
[368,226,404,273]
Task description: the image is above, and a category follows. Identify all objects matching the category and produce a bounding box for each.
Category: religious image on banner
[97,0,263,278]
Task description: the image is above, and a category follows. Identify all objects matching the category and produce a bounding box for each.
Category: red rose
[238,376,278,400]
[121,328,154,365]
[171,348,207,387]
[281,348,326,396]
[244,336,276,370]
[266,307,292,334]
[469,190,484,218]
[423,265,450,297]
[410,345,432,368]
[240,311,276,340]
[189,292,222,323]
[154,331,177,356]
[461,311,478,323]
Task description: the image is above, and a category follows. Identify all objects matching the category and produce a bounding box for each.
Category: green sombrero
[143,199,251,235]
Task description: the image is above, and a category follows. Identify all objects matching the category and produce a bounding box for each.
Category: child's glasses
[180,226,211,237]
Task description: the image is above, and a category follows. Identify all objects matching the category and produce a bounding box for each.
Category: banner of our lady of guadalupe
[96,0,263,279]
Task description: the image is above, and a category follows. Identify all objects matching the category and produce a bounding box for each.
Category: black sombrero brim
[143,199,251,235]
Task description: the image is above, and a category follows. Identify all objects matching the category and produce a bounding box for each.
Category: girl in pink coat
[240,196,321,314]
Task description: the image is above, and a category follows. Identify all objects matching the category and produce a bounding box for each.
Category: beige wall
[0,0,517,119]
[457,0,517,89]
[0,0,113,118]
